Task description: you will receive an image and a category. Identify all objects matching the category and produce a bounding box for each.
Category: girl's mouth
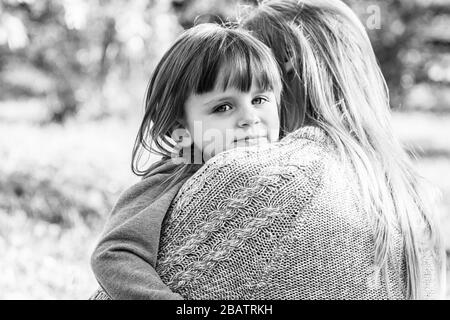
[232,136,269,147]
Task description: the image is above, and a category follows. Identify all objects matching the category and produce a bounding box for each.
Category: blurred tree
[1,0,82,122]
[0,0,180,123]
[346,0,450,111]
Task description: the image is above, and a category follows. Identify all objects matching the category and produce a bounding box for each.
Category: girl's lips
[232,136,269,146]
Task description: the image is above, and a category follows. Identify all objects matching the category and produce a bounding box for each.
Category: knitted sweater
[155,125,442,299]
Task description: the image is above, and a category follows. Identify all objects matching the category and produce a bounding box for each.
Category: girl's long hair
[241,0,445,299]
[132,23,282,189]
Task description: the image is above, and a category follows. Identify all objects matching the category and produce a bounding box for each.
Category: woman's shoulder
[281,125,330,145]
[202,125,335,173]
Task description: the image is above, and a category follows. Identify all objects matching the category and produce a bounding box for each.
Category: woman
[153,0,445,299]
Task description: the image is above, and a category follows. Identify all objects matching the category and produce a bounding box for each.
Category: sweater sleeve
[90,172,187,300]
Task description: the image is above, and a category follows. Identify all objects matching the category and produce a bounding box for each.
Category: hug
[90,0,446,300]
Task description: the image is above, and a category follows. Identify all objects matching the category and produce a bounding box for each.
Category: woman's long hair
[132,23,282,189]
[241,0,445,299]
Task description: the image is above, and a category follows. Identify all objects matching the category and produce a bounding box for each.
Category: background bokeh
[0,0,449,299]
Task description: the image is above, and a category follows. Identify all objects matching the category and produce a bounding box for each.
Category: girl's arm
[91,167,187,300]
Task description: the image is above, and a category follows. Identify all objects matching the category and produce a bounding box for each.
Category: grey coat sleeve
[90,173,187,300]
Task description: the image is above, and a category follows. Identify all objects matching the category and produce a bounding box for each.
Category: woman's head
[241,0,389,136]
[133,23,282,172]
[241,0,445,299]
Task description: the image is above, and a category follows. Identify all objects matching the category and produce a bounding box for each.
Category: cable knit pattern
[155,126,441,299]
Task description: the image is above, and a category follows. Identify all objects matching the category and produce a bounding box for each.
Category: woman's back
[155,126,441,299]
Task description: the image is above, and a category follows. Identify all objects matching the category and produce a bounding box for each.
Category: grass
[0,210,98,299]
[0,106,449,299]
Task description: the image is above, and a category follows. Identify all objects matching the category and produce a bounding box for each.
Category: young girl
[150,0,446,299]
[90,23,282,299]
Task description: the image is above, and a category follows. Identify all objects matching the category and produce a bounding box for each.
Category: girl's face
[182,80,280,162]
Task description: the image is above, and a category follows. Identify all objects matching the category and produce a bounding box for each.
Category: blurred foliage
[0,0,449,123]
[345,0,450,111]
[0,0,182,122]
[0,118,140,229]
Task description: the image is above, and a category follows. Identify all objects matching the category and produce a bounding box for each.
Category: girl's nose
[237,105,260,128]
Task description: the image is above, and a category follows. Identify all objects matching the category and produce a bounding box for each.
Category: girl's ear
[171,119,191,144]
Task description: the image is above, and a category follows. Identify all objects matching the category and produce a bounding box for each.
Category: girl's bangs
[193,36,281,96]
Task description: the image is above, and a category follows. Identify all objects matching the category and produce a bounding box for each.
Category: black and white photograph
[0,0,449,301]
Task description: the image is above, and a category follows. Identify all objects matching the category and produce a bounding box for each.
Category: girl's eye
[213,104,232,113]
[252,97,268,105]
